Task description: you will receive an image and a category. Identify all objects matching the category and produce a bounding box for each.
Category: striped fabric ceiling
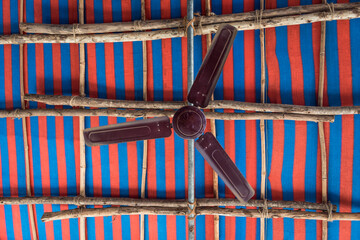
[0,0,359,239]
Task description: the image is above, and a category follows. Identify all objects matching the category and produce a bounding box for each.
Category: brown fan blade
[188,24,237,108]
[83,117,172,146]
[195,132,255,202]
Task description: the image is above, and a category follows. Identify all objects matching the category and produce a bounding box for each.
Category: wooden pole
[41,206,357,223]
[140,1,147,239]
[0,108,335,122]
[78,0,86,239]
[0,196,336,211]
[19,0,38,239]
[2,5,359,45]
[204,1,219,239]
[318,1,328,239]
[19,2,360,35]
[259,1,266,240]
[24,94,360,115]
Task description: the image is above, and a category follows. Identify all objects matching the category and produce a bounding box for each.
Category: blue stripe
[63,117,77,196]
[172,38,183,101]
[133,42,143,100]
[19,205,31,239]
[52,204,63,240]
[11,45,21,108]
[10,0,18,33]
[59,0,69,24]
[42,0,51,23]
[61,44,72,96]
[44,43,54,96]
[30,118,43,196]
[152,40,163,101]
[94,0,104,23]
[171,0,181,18]
[151,0,161,19]
[114,43,125,100]
[35,205,47,239]
[326,20,341,240]
[131,0,141,20]
[112,0,122,22]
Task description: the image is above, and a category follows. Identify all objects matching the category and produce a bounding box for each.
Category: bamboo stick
[259,1,266,240]
[0,196,336,211]
[0,108,334,122]
[41,206,354,223]
[19,0,38,239]
[3,6,359,45]
[19,2,360,35]
[78,0,86,238]
[140,1,147,239]
[318,2,328,239]
[24,94,360,115]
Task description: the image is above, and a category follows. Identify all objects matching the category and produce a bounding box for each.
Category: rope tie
[261,199,269,219]
[184,16,196,37]
[327,3,335,21]
[133,20,142,31]
[196,14,204,35]
[74,195,82,206]
[255,9,263,29]
[12,108,22,119]
[187,199,197,220]
[69,95,79,106]
[72,24,79,43]
[326,201,333,222]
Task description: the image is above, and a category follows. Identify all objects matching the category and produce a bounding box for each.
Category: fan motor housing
[173,106,206,139]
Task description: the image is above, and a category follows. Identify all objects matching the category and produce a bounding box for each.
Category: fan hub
[173,106,206,139]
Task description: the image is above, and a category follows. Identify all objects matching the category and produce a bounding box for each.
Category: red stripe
[6,120,18,197]
[55,118,67,196]
[337,16,353,240]
[287,22,306,240]
[38,117,51,196]
[68,0,77,23]
[43,204,54,240]
[244,30,256,103]
[0,149,8,240]
[162,39,173,101]
[161,0,171,19]
[105,44,115,99]
[123,43,135,100]
[52,44,62,95]
[181,38,188,100]
[50,0,59,23]
[268,121,284,239]
[4,45,12,110]
[59,205,70,239]
[73,118,80,194]
[121,0,132,22]
[2,0,11,34]
[103,0,113,23]
[85,0,94,23]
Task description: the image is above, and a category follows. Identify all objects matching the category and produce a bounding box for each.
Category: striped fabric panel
[265,0,360,240]
[210,1,261,240]
[24,0,80,239]
[84,0,143,239]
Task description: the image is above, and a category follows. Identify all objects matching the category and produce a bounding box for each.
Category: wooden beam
[0,196,336,211]
[19,3,360,35]
[319,2,328,239]
[41,206,356,223]
[78,0,86,239]
[0,108,335,122]
[2,4,359,44]
[24,94,360,115]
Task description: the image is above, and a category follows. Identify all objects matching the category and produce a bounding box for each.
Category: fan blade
[188,24,237,108]
[84,117,172,146]
[195,132,255,202]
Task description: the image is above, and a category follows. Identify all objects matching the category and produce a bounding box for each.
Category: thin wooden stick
[0,196,336,211]
[318,1,328,238]
[19,0,38,238]
[19,2,360,35]
[259,1,266,240]
[41,206,356,223]
[78,0,86,239]
[24,94,360,115]
[140,1,147,240]
[4,6,360,45]
[0,108,335,122]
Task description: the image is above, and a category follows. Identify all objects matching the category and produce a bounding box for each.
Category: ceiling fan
[83,24,255,203]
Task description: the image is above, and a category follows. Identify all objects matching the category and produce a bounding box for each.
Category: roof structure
[0,0,359,239]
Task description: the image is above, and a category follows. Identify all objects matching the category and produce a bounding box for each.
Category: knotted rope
[184,16,196,37]
[261,199,269,219]
[327,3,335,21]
[255,9,263,29]
[69,95,80,107]
[133,20,142,31]
[187,199,197,220]
[72,24,80,43]
[326,201,333,222]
